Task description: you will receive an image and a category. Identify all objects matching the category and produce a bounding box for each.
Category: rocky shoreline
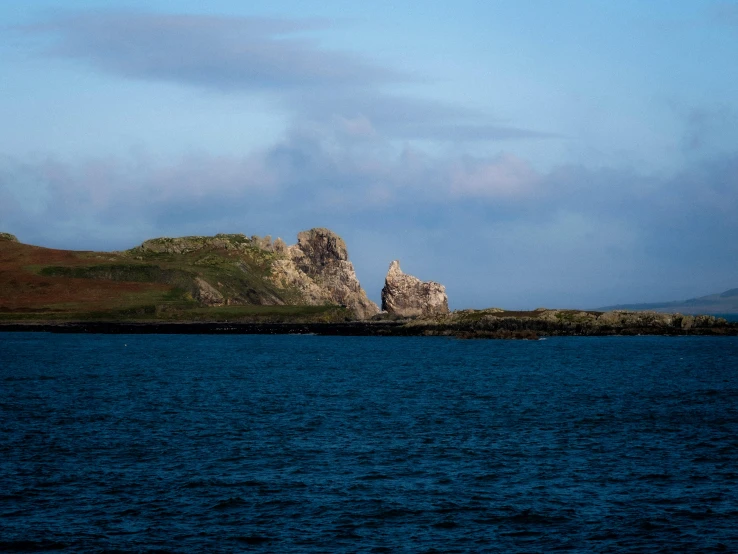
[3,228,737,337]
[1,310,736,338]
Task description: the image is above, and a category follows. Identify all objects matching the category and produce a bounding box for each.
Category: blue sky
[1,1,737,309]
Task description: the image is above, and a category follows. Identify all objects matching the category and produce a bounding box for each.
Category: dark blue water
[2,334,737,552]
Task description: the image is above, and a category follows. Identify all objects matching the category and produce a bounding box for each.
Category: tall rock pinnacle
[381,260,449,317]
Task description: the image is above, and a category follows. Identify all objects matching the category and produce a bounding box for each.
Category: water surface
[2,334,737,552]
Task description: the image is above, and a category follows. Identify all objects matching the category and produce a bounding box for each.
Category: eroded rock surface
[0,233,18,242]
[271,228,379,319]
[381,260,449,317]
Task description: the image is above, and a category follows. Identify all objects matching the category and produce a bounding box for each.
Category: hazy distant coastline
[598,288,738,316]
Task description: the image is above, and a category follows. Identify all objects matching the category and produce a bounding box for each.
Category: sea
[2,333,737,553]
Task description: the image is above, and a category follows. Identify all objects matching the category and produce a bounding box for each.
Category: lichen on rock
[381,260,449,317]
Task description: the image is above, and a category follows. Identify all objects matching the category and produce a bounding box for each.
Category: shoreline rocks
[1,312,735,338]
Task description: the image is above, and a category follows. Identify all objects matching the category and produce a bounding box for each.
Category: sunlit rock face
[381,260,449,317]
[271,228,380,319]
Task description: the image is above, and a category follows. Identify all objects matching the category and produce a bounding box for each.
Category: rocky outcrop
[381,260,449,317]
[271,228,379,319]
[0,233,18,242]
[138,234,262,255]
[129,228,378,318]
[136,233,290,256]
[193,277,225,306]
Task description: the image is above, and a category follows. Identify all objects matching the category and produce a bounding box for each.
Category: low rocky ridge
[135,233,286,256]
[4,309,735,336]
[0,232,18,242]
[381,260,449,317]
[391,308,734,338]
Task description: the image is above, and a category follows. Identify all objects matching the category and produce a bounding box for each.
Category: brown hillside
[0,230,374,322]
[0,240,170,313]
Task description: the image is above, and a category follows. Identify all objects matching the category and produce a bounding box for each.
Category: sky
[1,0,737,309]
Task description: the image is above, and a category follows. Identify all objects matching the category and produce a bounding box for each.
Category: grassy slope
[0,238,349,323]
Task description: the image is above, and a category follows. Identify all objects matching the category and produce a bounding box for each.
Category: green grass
[38,263,197,287]
[33,250,296,306]
[0,303,351,323]
[4,234,349,323]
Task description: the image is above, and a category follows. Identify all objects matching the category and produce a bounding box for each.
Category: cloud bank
[22,10,550,144]
[32,12,398,89]
[2,131,736,308]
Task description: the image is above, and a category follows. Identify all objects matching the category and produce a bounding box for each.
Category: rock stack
[381,260,449,317]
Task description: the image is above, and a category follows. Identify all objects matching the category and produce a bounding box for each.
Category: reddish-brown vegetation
[0,241,169,313]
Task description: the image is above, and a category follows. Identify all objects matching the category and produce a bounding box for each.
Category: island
[1,230,736,338]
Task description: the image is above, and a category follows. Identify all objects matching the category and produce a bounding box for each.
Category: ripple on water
[1,334,737,551]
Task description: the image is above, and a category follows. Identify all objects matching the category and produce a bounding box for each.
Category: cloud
[450,154,541,199]
[335,114,377,139]
[27,11,400,90]
[5,8,736,306]
[19,9,552,144]
[0,151,280,247]
[296,88,554,142]
[2,133,737,307]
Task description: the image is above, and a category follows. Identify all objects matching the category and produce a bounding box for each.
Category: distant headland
[1,229,736,338]
[598,288,738,316]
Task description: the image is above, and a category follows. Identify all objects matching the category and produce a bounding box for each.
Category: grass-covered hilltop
[1,229,736,337]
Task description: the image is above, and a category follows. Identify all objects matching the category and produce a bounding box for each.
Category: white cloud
[450,153,540,199]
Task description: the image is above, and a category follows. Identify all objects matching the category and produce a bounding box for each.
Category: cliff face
[271,228,379,319]
[381,260,449,317]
